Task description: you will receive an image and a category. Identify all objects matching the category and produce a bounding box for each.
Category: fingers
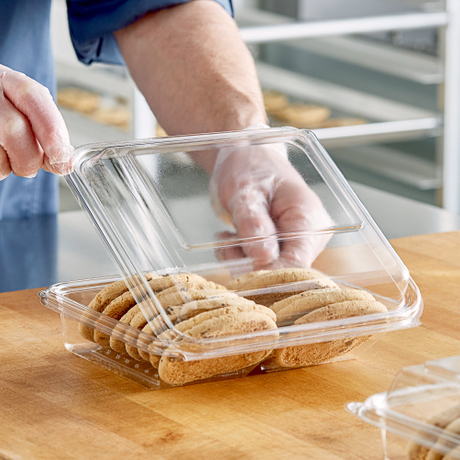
[214,231,246,261]
[229,186,279,264]
[0,68,74,168]
[274,186,334,267]
[0,87,44,178]
[280,234,331,268]
[211,141,332,267]
[42,154,74,176]
[229,164,333,267]
[0,145,12,180]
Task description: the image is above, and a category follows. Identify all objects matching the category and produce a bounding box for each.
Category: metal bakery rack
[51,0,460,212]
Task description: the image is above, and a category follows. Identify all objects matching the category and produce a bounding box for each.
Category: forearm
[114,0,267,136]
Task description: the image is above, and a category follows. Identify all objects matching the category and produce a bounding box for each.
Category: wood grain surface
[1,232,460,460]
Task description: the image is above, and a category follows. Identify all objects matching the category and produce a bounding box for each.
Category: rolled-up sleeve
[67,0,234,65]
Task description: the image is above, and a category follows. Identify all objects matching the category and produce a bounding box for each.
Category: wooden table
[1,232,460,460]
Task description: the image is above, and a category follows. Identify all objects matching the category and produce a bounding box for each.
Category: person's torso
[0,0,58,220]
[0,0,55,94]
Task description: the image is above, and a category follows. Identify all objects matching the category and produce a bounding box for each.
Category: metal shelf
[257,62,436,120]
[330,145,441,190]
[239,11,448,44]
[286,36,442,85]
[59,108,131,147]
[241,7,443,147]
[256,61,441,146]
[237,8,443,84]
[314,119,441,148]
[56,62,131,100]
[51,0,460,212]
[238,3,460,211]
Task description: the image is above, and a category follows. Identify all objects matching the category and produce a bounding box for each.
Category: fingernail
[246,238,279,264]
[49,143,75,164]
[25,173,37,178]
[262,239,280,260]
[53,161,73,176]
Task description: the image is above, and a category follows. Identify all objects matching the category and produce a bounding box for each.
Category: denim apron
[0,0,58,219]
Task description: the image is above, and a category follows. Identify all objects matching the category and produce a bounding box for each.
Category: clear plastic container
[39,127,423,389]
[347,355,460,460]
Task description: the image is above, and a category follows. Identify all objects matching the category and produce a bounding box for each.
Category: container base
[68,344,259,390]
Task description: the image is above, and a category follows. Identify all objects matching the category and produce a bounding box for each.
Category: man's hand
[113,1,332,267]
[211,142,333,267]
[0,65,73,180]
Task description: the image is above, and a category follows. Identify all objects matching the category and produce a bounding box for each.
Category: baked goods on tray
[262,89,367,129]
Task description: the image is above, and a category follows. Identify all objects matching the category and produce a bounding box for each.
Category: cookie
[146,273,210,293]
[156,124,168,137]
[263,90,289,114]
[408,405,460,460]
[109,281,226,355]
[227,268,338,307]
[94,290,142,348]
[156,304,277,385]
[225,270,270,291]
[308,117,367,129]
[247,278,339,308]
[109,305,142,354]
[274,300,387,368]
[151,281,227,305]
[127,282,228,329]
[167,295,257,326]
[136,294,252,362]
[272,104,331,127]
[296,300,387,324]
[57,87,100,114]
[274,288,374,326]
[148,302,276,368]
[124,287,231,360]
[79,273,158,342]
[93,273,209,346]
[444,446,460,460]
[90,106,131,130]
[227,268,332,291]
[271,287,339,315]
[426,417,460,460]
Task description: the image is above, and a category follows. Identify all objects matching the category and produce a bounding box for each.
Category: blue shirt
[0,0,233,220]
[0,0,233,291]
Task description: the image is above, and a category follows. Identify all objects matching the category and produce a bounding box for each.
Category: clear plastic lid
[60,127,422,361]
[347,355,460,459]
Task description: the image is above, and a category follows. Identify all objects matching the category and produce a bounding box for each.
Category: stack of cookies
[407,404,460,460]
[80,272,277,385]
[226,268,387,368]
[80,267,388,385]
[149,302,277,385]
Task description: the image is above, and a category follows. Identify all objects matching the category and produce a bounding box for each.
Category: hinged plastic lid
[67,128,363,267]
[63,127,422,359]
[347,355,460,458]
